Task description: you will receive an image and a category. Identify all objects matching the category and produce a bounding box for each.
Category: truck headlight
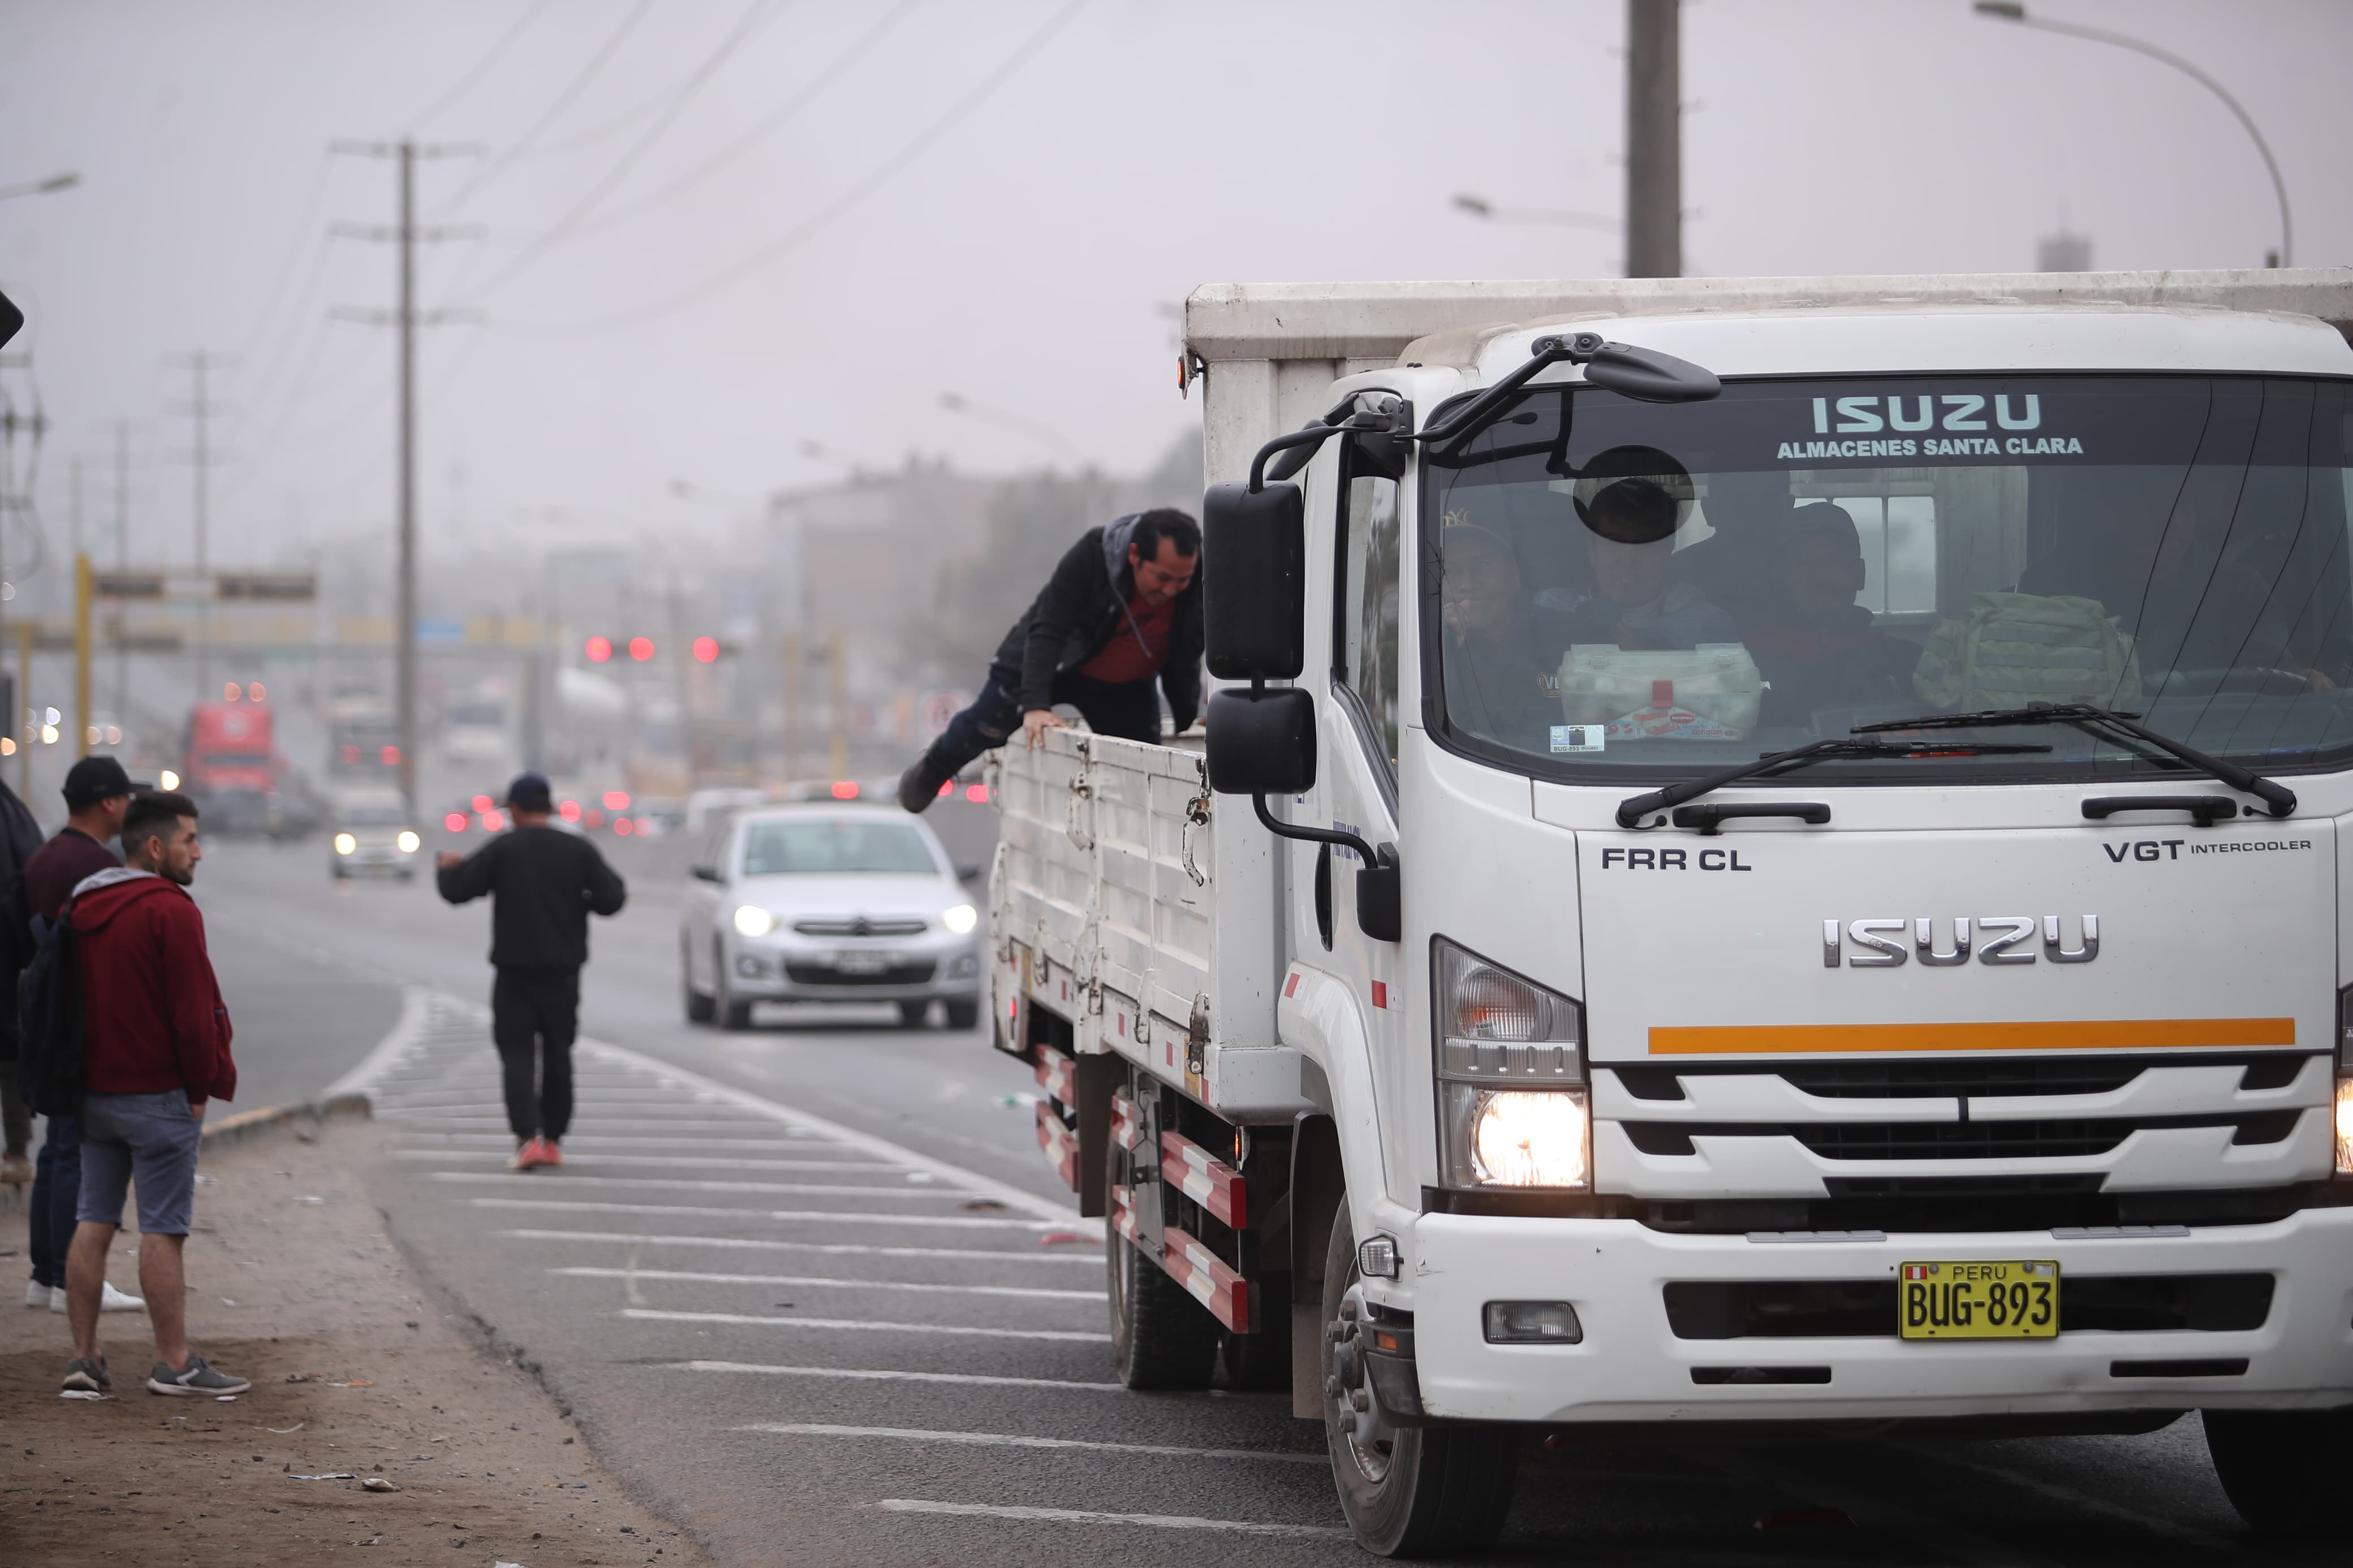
[333,833,356,856]
[1433,938,1587,1189]
[733,905,777,937]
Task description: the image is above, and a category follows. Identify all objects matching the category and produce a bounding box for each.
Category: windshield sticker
[1551,724,1606,753]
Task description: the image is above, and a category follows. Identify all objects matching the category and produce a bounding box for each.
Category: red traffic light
[691,636,719,664]
[628,636,655,662]
[584,636,613,663]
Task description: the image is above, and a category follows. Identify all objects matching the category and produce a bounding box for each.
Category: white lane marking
[328,985,1093,1232]
[1896,1445,2236,1551]
[401,1133,837,1150]
[500,1229,1100,1266]
[745,1423,1324,1464]
[426,1173,977,1199]
[394,1151,902,1172]
[555,1266,1104,1301]
[466,1197,1066,1230]
[317,986,434,1101]
[623,1307,1108,1342]
[873,1500,1348,1539]
[681,1360,1121,1391]
[381,1116,788,1133]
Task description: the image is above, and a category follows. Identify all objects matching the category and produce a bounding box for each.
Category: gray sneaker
[62,1357,110,1392]
[147,1356,252,1397]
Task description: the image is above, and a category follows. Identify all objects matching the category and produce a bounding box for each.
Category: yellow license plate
[1899,1259,2059,1339]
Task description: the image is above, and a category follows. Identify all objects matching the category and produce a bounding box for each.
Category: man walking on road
[62,790,247,1397]
[20,755,147,1316]
[436,772,627,1172]
[0,773,44,1191]
[896,509,1201,810]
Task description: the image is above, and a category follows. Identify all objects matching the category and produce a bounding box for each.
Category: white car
[327,788,422,880]
[680,805,983,1031]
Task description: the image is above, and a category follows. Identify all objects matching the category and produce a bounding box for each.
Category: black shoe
[897,753,951,814]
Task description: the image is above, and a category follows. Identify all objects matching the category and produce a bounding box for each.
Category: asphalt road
[188,834,2342,1566]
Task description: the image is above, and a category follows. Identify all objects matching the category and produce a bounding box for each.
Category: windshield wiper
[1851,701,2297,819]
[1614,738,2053,829]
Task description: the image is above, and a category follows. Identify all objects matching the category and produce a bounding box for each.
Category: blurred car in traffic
[329,787,423,880]
[680,804,982,1031]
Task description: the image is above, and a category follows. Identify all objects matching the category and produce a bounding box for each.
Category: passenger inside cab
[1740,501,1924,728]
[1559,479,1739,650]
[1437,515,1574,746]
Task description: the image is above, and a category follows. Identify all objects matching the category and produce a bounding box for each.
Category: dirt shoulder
[0,1113,706,1568]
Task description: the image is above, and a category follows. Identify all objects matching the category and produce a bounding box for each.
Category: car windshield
[341,806,406,827]
[1422,374,2353,781]
[740,818,937,875]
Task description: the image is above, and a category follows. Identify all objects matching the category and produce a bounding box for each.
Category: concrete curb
[200,1092,374,1151]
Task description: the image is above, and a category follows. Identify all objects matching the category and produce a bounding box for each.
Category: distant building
[2037,230,2093,273]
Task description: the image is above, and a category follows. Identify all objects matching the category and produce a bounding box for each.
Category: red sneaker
[538,1139,563,1168]
[508,1138,546,1172]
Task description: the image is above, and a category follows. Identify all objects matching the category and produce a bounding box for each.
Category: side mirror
[691,861,723,883]
[1580,340,1721,403]
[955,862,981,883]
[1203,481,1305,681]
[1205,687,1316,795]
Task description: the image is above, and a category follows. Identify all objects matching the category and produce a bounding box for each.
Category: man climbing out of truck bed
[897,508,1202,811]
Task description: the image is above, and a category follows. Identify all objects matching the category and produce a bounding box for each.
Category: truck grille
[1623,1111,2302,1160]
[1665,1273,2275,1339]
[783,959,937,987]
[1614,1052,2312,1103]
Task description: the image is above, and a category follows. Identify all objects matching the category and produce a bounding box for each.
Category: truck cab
[996,269,2353,1554]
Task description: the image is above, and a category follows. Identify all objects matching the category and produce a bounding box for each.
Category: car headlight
[1434,938,1587,1189]
[733,905,777,938]
[333,833,356,856]
[941,903,978,935]
[396,830,421,853]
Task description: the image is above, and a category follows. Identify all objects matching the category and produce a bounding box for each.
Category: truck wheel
[2203,1407,2352,1537]
[944,999,980,1030]
[1322,1203,1517,1557]
[1105,1165,1219,1390]
[682,939,715,1023]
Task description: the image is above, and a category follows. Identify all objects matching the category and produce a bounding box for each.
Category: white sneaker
[48,1281,146,1313]
[25,1278,53,1308]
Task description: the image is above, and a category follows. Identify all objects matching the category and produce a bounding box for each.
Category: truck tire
[1105,1164,1220,1391]
[2203,1407,2353,1537]
[682,940,716,1023]
[1322,1204,1516,1557]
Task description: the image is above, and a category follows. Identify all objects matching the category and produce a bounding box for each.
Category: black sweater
[988,517,1204,728]
[436,825,627,970]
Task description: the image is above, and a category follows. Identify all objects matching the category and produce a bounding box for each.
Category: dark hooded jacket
[70,867,236,1102]
[989,516,1204,728]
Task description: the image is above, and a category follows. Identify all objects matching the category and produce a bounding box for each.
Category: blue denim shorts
[76,1089,203,1236]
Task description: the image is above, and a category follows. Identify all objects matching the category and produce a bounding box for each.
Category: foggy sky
[2,0,2346,585]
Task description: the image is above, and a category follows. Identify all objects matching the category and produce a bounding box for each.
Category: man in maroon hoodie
[59,791,247,1397]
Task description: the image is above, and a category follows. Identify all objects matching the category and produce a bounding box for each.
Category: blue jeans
[27,1112,80,1289]
[926,671,1163,778]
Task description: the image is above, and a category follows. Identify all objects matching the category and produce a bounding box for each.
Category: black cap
[502,771,553,813]
[63,755,149,810]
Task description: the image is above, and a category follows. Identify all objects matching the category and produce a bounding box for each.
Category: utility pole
[165,350,231,698]
[782,629,802,781]
[330,137,481,817]
[73,553,90,759]
[1624,0,1682,279]
[827,629,847,784]
[112,421,128,719]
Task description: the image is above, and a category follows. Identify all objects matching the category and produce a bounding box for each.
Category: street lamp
[1973,2,2292,266]
[0,172,79,202]
[1451,193,1618,233]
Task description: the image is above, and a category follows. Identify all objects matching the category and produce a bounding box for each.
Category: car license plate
[831,950,890,975]
[1899,1259,2059,1339]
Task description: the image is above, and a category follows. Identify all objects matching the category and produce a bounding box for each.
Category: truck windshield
[1421,374,2353,782]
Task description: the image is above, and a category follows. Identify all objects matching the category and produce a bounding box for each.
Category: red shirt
[1076,593,1175,685]
[70,871,236,1102]
[25,827,118,921]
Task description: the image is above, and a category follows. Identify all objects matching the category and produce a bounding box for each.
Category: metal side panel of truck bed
[988,726,1307,1124]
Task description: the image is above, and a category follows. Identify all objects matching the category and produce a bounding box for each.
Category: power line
[573,0,923,235]
[496,0,1090,336]
[463,0,787,300]
[407,0,558,131]
[434,0,661,217]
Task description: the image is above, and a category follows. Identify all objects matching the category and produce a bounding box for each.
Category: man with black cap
[435,772,627,1170]
[19,755,149,1314]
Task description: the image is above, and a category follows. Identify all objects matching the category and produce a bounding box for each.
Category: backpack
[1911,591,2144,712]
[16,908,83,1116]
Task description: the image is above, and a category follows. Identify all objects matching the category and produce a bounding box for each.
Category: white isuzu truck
[989,268,2353,1556]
